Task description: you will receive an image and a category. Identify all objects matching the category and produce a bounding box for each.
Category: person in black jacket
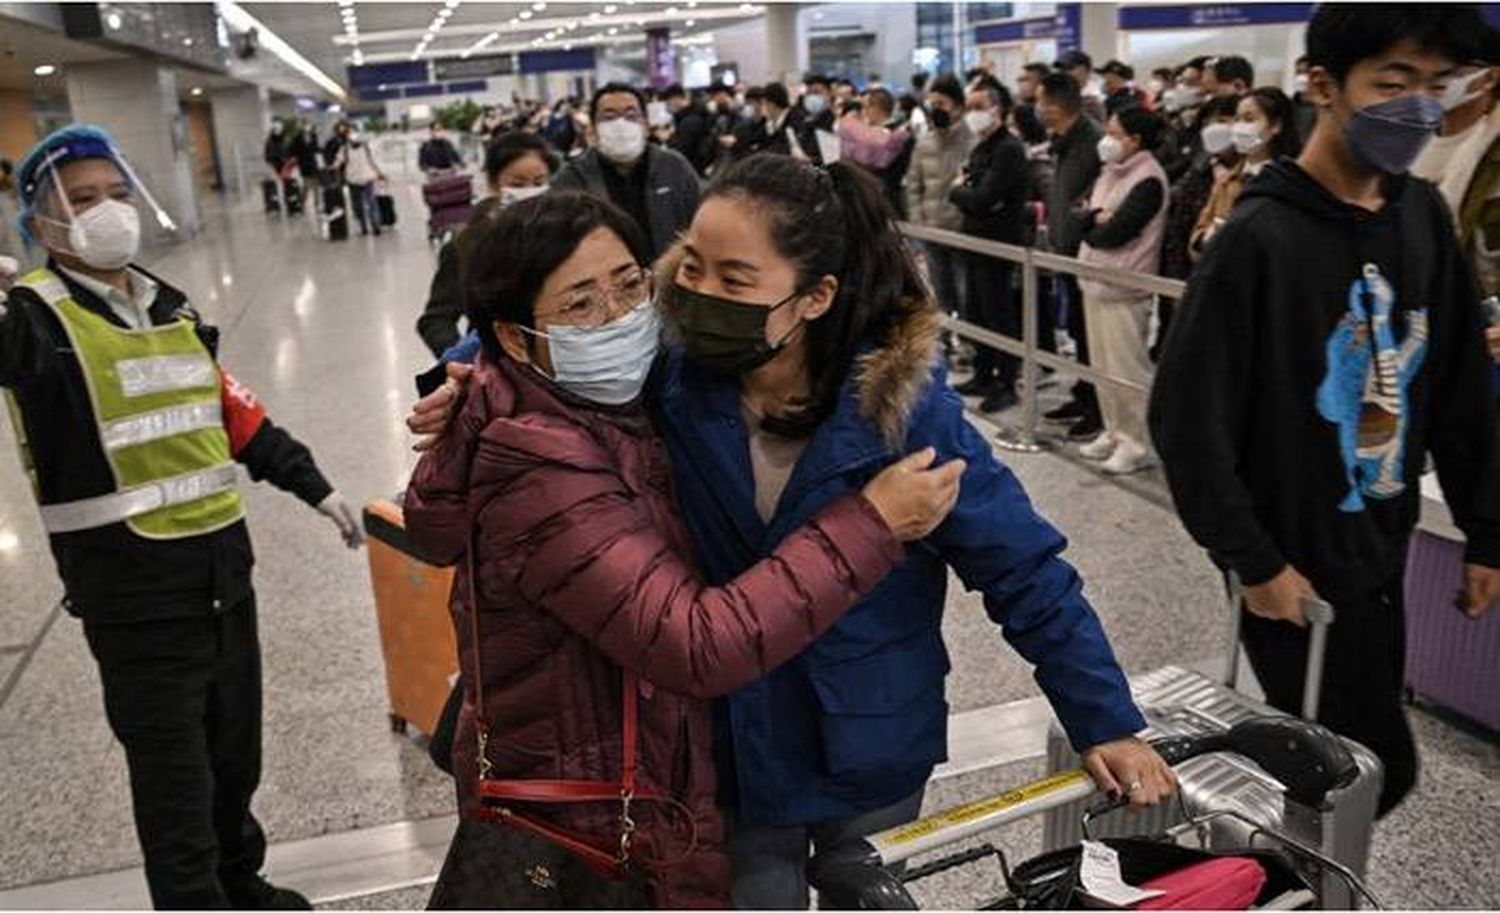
[1151,5,1500,818]
[1038,72,1105,438]
[418,131,555,359]
[663,84,713,175]
[287,120,322,212]
[418,122,464,173]
[4,126,363,909]
[263,120,288,174]
[951,80,1031,413]
[704,82,745,176]
[796,73,838,162]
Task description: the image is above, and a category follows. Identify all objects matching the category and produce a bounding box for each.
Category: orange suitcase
[363,499,458,737]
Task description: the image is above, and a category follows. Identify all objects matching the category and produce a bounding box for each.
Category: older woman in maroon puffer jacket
[404,191,961,908]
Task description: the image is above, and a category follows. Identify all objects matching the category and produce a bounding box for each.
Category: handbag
[461,541,698,887]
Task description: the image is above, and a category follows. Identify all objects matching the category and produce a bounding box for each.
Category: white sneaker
[1101,437,1158,475]
[1079,431,1118,461]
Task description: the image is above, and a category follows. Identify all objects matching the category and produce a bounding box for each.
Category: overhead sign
[974,3,1081,52]
[1117,3,1314,30]
[519,47,597,74]
[348,61,430,91]
[434,54,515,80]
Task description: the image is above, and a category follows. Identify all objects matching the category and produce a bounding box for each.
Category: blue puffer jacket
[652,298,1146,827]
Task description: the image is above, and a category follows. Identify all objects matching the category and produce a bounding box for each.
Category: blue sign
[519,47,597,74]
[403,84,447,98]
[974,2,1081,51]
[348,61,430,91]
[1118,3,1313,30]
[446,80,488,94]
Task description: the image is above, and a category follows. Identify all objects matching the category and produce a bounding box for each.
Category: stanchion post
[1021,255,1041,443]
[996,252,1046,453]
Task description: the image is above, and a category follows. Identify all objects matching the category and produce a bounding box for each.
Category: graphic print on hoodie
[1315,263,1428,512]
[1150,159,1500,600]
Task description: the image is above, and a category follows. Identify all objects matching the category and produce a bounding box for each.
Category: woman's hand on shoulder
[861,447,965,541]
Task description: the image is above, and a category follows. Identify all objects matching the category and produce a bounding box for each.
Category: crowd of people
[403,4,1500,907]
[0,3,1498,910]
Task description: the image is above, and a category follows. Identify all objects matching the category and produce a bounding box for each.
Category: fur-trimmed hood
[653,240,945,448]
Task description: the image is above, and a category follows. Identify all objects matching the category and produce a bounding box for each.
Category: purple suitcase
[1404,528,1500,730]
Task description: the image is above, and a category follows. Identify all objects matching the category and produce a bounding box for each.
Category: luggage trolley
[807,718,1381,910]
[809,590,1384,910]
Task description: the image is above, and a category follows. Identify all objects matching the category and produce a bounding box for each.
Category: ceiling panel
[242,1,755,90]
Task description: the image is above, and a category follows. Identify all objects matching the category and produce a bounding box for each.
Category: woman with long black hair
[652,154,1174,907]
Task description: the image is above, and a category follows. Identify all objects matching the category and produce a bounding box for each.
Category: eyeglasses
[535,266,653,328]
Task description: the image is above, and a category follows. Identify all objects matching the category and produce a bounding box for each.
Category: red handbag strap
[464,532,650,868]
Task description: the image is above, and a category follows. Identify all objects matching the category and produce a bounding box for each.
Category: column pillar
[64,59,200,244]
[764,3,801,86]
[210,83,272,199]
[1080,3,1119,68]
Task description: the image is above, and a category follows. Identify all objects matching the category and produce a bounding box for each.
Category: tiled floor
[0,171,1494,910]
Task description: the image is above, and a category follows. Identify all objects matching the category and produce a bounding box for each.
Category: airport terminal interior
[0,1,1497,910]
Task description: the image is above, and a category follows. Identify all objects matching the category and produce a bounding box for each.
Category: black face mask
[673,282,803,376]
[928,107,953,130]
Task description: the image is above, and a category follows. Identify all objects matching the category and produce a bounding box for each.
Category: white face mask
[1232,121,1267,155]
[1146,79,1166,96]
[1293,73,1310,96]
[647,101,673,128]
[1096,134,1126,165]
[963,109,996,135]
[523,299,661,405]
[803,93,828,115]
[43,198,141,271]
[1440,68,1491,112]
[596,119,647,164]
[499,184,548,208]
[1200,121,1236,155]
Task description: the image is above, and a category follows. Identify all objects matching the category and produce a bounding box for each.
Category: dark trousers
[1057,274,1101,420]
[84,598,268,909]
[727,789,925,909]
[1240,579,1417,818]
[924,241,967,318]
[965,254,1019,387]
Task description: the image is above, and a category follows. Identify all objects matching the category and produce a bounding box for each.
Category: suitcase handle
[1224,572,1336,721]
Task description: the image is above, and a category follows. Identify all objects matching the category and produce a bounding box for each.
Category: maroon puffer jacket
[404,356,902,908]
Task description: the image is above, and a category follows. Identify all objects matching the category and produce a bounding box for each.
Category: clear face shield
[30,142,176,270]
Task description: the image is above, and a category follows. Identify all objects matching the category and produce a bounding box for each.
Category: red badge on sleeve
[220,369,268,456]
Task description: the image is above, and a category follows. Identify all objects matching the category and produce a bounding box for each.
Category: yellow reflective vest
[4,268,244,539]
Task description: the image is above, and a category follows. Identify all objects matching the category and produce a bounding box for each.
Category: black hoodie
[1150,159,1500,600]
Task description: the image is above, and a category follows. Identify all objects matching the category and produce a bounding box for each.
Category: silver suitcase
[1042,583,1384,909]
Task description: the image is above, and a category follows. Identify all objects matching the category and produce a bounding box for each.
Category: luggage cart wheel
[389,713,408,734]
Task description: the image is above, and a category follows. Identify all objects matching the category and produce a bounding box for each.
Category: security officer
[1,125,363,909]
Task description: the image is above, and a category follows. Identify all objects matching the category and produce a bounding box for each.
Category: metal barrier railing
[898,221,1187,452]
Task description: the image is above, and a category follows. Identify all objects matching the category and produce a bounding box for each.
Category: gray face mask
[1344,94,1443,175]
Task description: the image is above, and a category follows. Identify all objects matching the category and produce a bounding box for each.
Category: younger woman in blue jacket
[652,154,1174,908]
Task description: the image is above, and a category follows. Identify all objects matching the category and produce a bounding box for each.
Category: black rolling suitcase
[283,178,303,215]
[323,185,348,241]
[262,178,281,214]
[377,191,396,227]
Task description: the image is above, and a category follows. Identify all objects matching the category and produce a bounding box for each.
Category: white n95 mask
[42,198,141,270]
[596,119,647,165]
[522,299,661,405]
[500,184,549,208]
[1200,122,1235,156]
